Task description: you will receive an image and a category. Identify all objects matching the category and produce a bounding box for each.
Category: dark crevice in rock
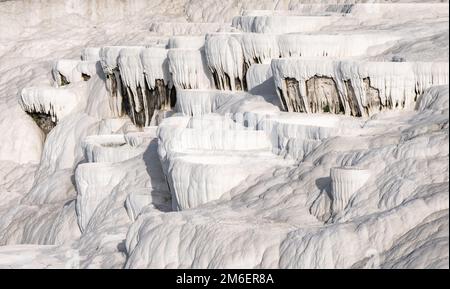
[305,76,344,114]
[362,77,382,115]
[27,111,57,135]
[81,73,91,81]
[106,69,128,117]
[235,77,242,91]
[122,78,174,127]
[211,69,221,89]
[242,64,248,91]
[223,72,231,90]
[170,86,177,108]
[210,69,246,91]
[277,87,288,111]
[285,77,306,112]
[101,142,126,147]
[344,79,362,117]
[280,76,389,117]
[59,73,70,86]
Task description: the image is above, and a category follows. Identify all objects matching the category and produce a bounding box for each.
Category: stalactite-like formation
[167,48,214,90]
[100,46,134,118]
[19,86,82,124]
[115,47,176,127]
[100,46,176,127]
[272,59,449,116]
[204,35,246,91]
[140,48,175,126]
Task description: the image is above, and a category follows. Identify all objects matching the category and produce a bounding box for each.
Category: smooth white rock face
[81,47,101,61]
[0,0,448,270]
[35,113,100,176]
[168,49,214,89]
[125,188,171,221]
[0,108,44,164]
[416,85,450,112]
[0,245,80,269]
[168,36,206,49]
[97,118,130,135]
[52,59,84,86]
[75,162,128,232]
[232,15,343,34]
[168,153,289,210]
[52,59,102,87]
[125,191,153,221]
[124,127,158,147]
[187,114,244,131]
[246,64,273,92]
[175,89,250,116]
[150,22,231,36]
[82,134,145,163]
[330,167,371,214]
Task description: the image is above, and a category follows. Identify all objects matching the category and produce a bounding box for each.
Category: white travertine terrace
[168,153,288,210]
[167,49,214,89]
[100,46,139,75]
[276,34,399,58]
[246,64,273,92]
[150,22,230,36]
[175,89,248,116]
[204,34,245,90]
[203,32,399,92]
[97,118,129,135]
[330,167,371,214]
[258,112,363,154]
[240,33,280,66]
[101,46,174,127]
[140,48,171,91]
[75,61,102,80]
[157,117,282,210]
[187,114,244,130]
[204,32,279,77]
[74,162,127,232]
[124,126,158,147]
[0,245,80,269]
[117,47,147,122]
[82,134,145,163]
[139,48,174,125]
[159,127,273,156]
[2,0,449,269]
[99,46,133,117]
[52,59,102,87]
[416,85,450,112]
[232,15,344,34]
[52,59,83,86]
[125,187,172,222]
[81,47,101,61]
[125,191,153,221]
[271,59,449,116]
[19,85,83,122]
[168,35,206,49]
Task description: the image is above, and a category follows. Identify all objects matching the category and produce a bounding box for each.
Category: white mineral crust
[0,0,448,269]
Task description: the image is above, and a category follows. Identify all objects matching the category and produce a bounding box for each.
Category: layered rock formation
[1,0,448,269]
